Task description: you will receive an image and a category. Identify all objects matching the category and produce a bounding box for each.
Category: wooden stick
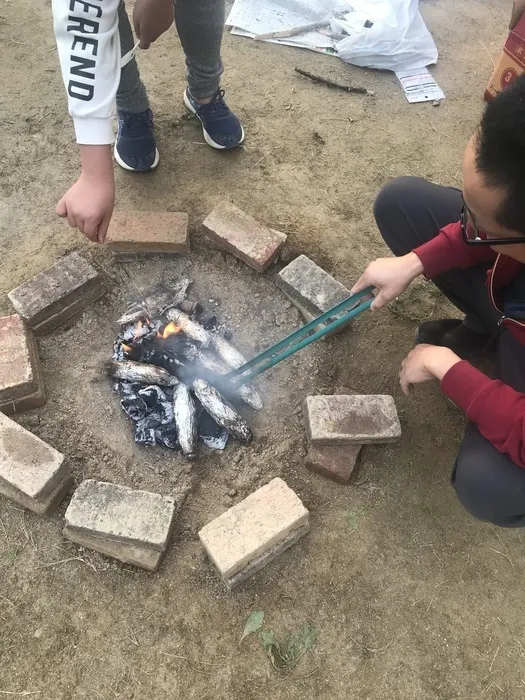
[254,21,330,41]
[294,68,374,96]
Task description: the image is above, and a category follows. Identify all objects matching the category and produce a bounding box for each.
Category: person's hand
[510,0,525,29]
[56,173,115,243]
[133,0,174,49]
[351,252,424,310]
[56,144,115,243]
[399,344,461,395]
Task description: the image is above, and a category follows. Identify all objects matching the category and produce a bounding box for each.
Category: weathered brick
[63,527,163,571]
[277,255,352,317]
[64,480,176,551]
[199,477,309,587]
[305,444,362,484]
[106,212,189,253]
[0,473,72,515]
[8,253,104,334]
[203,202,286,272]
[0,315,45,414]
[0,411,68,501]
[304,395,401,445]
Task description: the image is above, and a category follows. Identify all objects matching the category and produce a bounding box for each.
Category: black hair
[476,72,525,234]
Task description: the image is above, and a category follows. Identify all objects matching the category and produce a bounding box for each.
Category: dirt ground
[2,0,525,697]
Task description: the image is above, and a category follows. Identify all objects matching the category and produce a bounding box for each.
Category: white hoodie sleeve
[52,0,121,145]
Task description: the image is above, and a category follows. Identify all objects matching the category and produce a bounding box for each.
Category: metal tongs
[227,286,375,387]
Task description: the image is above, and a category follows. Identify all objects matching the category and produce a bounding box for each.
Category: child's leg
[174,0,225,101]
[117,0,149,113]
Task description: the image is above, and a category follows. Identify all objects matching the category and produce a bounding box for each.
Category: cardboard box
[485,15,525,100]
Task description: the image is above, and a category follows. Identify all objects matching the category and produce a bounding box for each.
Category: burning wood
[110,281,261,458]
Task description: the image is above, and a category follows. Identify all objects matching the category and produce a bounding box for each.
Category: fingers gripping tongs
[227,287,375,387]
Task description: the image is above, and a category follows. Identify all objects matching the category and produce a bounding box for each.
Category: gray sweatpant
[117,0,225,113]
[374,177,525,528]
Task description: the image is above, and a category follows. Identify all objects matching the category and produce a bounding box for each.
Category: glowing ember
[121,343,133,354]
[157,322,181,340]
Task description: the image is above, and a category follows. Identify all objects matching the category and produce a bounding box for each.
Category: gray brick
[277,255,352,319]
[8,253,104,332]
[199,477,308,583]
[203,202,286,272]
[304,395,401,445]
[0,411,67,500]
[63,527,163,571]
[64,480,176,551]
[0,474,72,515]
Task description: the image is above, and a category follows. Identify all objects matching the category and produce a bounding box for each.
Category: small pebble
[228,488,238,498]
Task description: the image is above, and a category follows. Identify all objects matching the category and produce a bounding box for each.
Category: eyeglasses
[460,204,525,246]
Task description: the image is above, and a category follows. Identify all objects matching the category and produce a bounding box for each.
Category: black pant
[375,177,525,527]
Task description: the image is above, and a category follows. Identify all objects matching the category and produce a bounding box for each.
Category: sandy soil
[2,0,525,698]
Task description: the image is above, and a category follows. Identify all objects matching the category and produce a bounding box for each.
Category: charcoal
[121,395,148,421]
[138,385,168,407]
[199,410,229,451]
[155,425,178,450]
[134,424,156,446]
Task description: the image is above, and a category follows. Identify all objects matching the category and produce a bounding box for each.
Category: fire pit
[107,279,262,459]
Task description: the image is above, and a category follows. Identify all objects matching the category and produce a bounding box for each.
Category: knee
[453,446,525,527]
[373,176,426,225]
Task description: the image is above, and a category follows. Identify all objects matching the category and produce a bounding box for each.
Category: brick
[203,202,286,272]
[31,282,106,336]
[0,411,68,500]
[64,480,176,551]
[305,444,362,484]
[304,395,401,445]
[277,255,352,317]
[199,477,309,585]
[106,212,189,254]
[8,253,104,333]
[63,527,163,571]
[0,474,72,515]
[226,522,310,590]
[0,384,47,416]
[0,315,42,403]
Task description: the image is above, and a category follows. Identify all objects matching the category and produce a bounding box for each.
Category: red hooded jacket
[414,222,525,467]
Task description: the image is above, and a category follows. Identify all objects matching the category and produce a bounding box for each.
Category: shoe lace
[196,90,229,118]
[121,110,153,136]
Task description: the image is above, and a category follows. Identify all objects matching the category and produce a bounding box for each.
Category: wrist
[79,144,114,181]
[424,347,462,380]
[404,252,424,281]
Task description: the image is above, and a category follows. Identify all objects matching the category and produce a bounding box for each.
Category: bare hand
[133,0,174,49]
[56,172,115,243]
[351,252,424,310]
[510,0,525,29]
[399,344,461,395]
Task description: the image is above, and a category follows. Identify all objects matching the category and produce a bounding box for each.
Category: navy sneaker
[114,108,160,172]
[184,88,244,150]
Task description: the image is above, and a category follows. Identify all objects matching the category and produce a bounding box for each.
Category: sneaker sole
[183,90,245,150]
[114,146,160,172]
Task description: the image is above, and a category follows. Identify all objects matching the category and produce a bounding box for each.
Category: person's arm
[400,345,525,468]
[413,222,496,280]
[52,0,120,242]
[442,361,525,467]
[52,0,121,145]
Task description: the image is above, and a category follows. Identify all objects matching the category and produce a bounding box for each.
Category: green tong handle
[228,286,374,386]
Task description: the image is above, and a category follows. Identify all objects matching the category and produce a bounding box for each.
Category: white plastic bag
[333,0,438,72]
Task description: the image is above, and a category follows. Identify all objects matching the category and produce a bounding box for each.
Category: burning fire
[157,322,181,340]
[122,343,133,354]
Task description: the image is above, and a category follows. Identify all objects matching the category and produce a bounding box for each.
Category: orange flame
[157,322,181,340]
[122,343,133,354]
